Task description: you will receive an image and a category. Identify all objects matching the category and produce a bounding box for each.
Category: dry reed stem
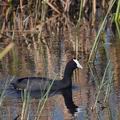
[0,42,15,60]
[2,14,59,35]
[64,0,71,12]
[92,0,96,26]
[44,0,61,14]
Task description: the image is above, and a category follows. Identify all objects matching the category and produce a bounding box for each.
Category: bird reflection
[61,86,79,116]
[6,85,80,116]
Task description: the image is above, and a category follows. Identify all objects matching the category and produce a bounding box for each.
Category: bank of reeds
[0,0,120,119]
[0,0,119,60]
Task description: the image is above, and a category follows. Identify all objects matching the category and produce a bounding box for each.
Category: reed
[0,43,14,60]
[88,0,116,62]
[0,0,119,119]
[103,73,113,102]
[0,77,15,106]
[91,59,113,118]
[88,64,100,85]
[111,0,120,37]
[115,22,120,37]
[18,74,57,120]
[21,89,30,120]
[115,0,120,22]
[93,60,110,109]
[35,75,56,120]
[92,0,96,25]
[77,0,83,24]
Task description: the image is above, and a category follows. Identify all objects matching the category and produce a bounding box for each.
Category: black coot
[11,59,83,91]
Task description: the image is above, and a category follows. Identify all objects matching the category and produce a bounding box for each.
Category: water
[0,22,120,120]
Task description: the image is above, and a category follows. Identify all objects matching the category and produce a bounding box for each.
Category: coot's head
[67,59,83,70]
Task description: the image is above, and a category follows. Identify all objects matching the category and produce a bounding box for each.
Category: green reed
[88,0,116,62]
[111,0,120,37]
[116,22,120,37]
[19,74,57,120]
[93,60,110,109]
[115,0,120,22]
[77,0,83,24]
[35,75,56,120]
[0,71,57,119]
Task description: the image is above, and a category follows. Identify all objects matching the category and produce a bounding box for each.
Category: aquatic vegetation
[0,0,120,119]
[0,43,14,60]
[0,77,15,106]
[115,0,120,22]
[111,0,120,37]
[88,0,116,62]
[92,60,112,109]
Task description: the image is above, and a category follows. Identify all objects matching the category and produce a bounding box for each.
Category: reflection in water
[105,28,120,95]
[5,84,82,119]
[111,40,120,95]
[61,87,79,116]
[0,13,120,120]
[85,28,120,120]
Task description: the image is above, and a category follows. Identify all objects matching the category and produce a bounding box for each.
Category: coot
[11,59,83,91]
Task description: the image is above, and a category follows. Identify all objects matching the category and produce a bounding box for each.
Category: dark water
[0,24,120,120]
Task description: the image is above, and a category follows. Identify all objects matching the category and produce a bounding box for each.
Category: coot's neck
[63,64,75,82]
